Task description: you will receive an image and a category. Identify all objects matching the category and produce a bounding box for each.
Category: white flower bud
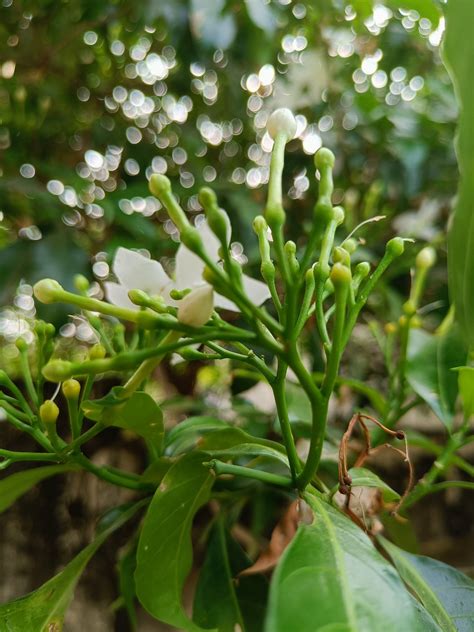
[177,286,214,327]
[267,108,297,141]
[33,279,63,304]
[416,246,436,269]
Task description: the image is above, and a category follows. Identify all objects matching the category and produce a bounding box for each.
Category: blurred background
[1,1,470,630]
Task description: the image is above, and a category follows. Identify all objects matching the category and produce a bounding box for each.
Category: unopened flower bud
[42,360,74,382]
[355,261,371,279]
[330,263,352,287]
[74,274,90,293]
[342,238,357,254]
[332,206,345,226]
[45,323,56,337]
[267,108,297,141]
[15,337,28,353]
[198,186,217,209]
[253,215,268,235]
[149,173,171,198]
[314,147,335,170]
[177,286,214,327]
[333,247,350,266]
[128,289,151,307]
[386,237,405,258]
[62,379,80,400]
[33,279,63,304]
[416,246,436,270]
[40,400,59,425]
[180,226,204,255]
[89,344,106,360]
[384,322,397,335]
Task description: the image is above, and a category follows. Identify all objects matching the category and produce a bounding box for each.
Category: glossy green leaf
[135,452,213,631]
[198,427,284,453]
[443,0,474,351]
[193,519,268,632]
[0,465,76,514]
[380,537,474,632]
[348,467,400,502]
[265,494,440,632]
[83,390,164,452]
[204,443,290,470]
[456,367,474,418]
[0,501,145,631]
[165,416,228,454]
[406,326,467,430]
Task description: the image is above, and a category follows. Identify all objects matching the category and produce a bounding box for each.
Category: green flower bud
[332,247,350,266]
[74,274,90,293]
[177,286,214,327]
[261,260,276,280]
[39,400,59,425]
[15,337,28,353]
[34,321,46,337]
[402,300,417,317]
[45,323,56,337]
[128,289,151,308]
[314,147,335,170]
[149,173,171,198]
[314,261,330,282]
[267,108,297,141]
[385,322,397,335]
[342,238,357,254]
[170,288,191,300]
[33,279,63,304]
[314,199,333,224]
[198,186,217,209]
[265,201,285,227]
[386,237,405,258]
[416,246,436,270]
[253,215,268,235]
[89,343,106,360]
[180,226,204,255]
[330,263,352,287]
[42,360,74,382]
[355,261,371,279]
[332,206,345,226]
[62,378,81,400]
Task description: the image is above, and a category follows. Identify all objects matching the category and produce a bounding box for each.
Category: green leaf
[265,494,440,632]
[204,443,290,471]
[406,326,467,430]
[379,537,474,632]
[193,519,268,632]
[165,415,229,454]
[0,465,76,514]
[135,452,213,631]
[456,367,474,418]
[83,390,164,452]
[198,427,286,454]
[443,0,474,351]
[348,467,400,502]
[0,501,145,631]
[117,541,138,630]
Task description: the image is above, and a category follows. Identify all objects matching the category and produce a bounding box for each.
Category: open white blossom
[104,220,271,315]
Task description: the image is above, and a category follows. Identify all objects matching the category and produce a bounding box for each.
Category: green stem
[205,459,293,488]
[272,360,300,481]
[74,454,153,491]
[0,449,60,462]
[18,348,39,409]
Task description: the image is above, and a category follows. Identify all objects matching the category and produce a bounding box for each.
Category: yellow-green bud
[198,186,217,209]
[33,279,63,304]
[177,286,214,327]
[386,237,405,258]
[42,360,74,382]
[332,206,345,226]
[267,108,297,141]
[15,337,28,353]
[342,238,357,254]
[416,246,436,270]
[261,260,276,280]
[355,261,371,279]
[40,400,59,424]
[330,263,352,287]
[128,289,151,307]
[74,274,90,293]
[384,322,397,335]
[253,215,268,234]
[89,343,106,360]
[45,323,56,337]
[333,246,350,266]
[403,300,417,317]
[62,379,81,400]
[314,147,335,170]
[149,173,171,198]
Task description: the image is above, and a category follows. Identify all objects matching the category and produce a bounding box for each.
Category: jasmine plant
[0,107,472,631]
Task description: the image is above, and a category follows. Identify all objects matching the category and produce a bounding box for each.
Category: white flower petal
[112,247,172,295]
[214,292,239,311]
[242,274,271,306]
[177,285,214,327]
[175,219,231,290]
[104,282,138,310]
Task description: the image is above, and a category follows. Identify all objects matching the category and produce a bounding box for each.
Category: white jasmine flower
[104,220,271,316]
